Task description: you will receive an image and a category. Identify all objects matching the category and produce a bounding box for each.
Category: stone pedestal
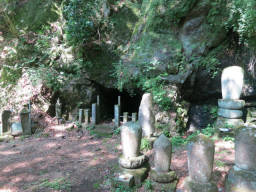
[225,126,256,191]
[184,134,217,192]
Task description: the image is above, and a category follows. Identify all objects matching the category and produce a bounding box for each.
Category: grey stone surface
[114,105,120,127]
[113,173,134,187]
[11,122,22,136]
[1,110,11,133]
[78,109,84,123]
[121,122,142,158]
[119,163,149,186]
[221,66,244,100]
[20,107,31,135]
[184,177,218,192]
[139,93,155,137]
[153,134,172,172]
[218,108,243,119]
[218,99,245,110]
[187,134,215,183]
[55,98,62,118]
[151,168,176,183]
[225,166,256,192]
[91,103,97,125]
[123,112,128,123]
[132,113,137,122]
[119,154,148,169]
[215,117,244,130]
[84,109,90,124]
[235,126,256,171]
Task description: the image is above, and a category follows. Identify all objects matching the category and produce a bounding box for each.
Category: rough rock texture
[151,168,176,183]
[221,66,244,100]
[184,177,218,192]
[215,117,244,130]
[19,108,31,135]
[139,93,155,137]
[119,154,148,169]
[225,166,256,192]
[218,99,245,110]
[187,134,215,183]
[1,110,11,133]
[235,126,256,171]
[218,108,243,119]
[121,122,142,158]
[153,134,172,172]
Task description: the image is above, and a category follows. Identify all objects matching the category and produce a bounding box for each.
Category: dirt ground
[0,123,234,192]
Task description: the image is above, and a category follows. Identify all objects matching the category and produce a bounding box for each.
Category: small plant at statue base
[144,179,153,191]
[113,127,121,135]
[140,138,151,151]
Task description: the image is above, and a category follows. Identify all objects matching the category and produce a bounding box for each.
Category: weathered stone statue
[225,126,256,191]
[139,93,155,137]
[150,134,177,190]
[55,98,62,119]
[115,122,149,187]
[184,134,218,192]
[216,66,245,132]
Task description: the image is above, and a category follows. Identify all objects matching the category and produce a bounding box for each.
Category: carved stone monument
[19,106,31,135]
[150,134,177,191]
[225,126,256,192]
[114,122,149,187]
[184,134,218,192]
[216,66,245,132]
[1,110,11,135]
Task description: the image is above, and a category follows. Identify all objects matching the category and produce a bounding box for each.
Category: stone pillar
[139,93,155,137]
[97,95,100,122]
[216,66,245,133]
[123,112,128,123]
[1,110,11,134]
[115,122,149,187]
[225,126,256,192]
[55,98,62,124]
[118,96,121,112]
[184,134,217,192]
[84,109,90,124]
[132,113,137,122]
[91,103,97,125]
[151,134,177,185]
[19,106,31,135]
[114,105,120,127]
[78,109,84,124]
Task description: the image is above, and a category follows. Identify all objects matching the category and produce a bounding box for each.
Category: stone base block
[151,180,177,192]
[215,117,244,132]
[218,108,243,119]
[119,163,149,186]
[113,173,134,187]
[150,168,177,183]
[225,166,256,192]
[184,177,218,192]
[119,154,148,169]
[218,99,245,110]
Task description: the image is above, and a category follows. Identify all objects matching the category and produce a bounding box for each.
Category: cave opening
[95,86,142,121]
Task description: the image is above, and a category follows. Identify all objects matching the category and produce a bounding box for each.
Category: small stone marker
[11,122,22,136]
[114,105,120,127]
[1,110,11,134]
[225,126,256,191]
[84,109,90,124]
[221,66,244,100]
[78,109,84,124]
[123,112,128,123]
[115,122,149,187]
[151,134,177,185]
[55,98,62,118]
[139,93,155,137]
[91,103,97,125]
[184,134,217,192]
[118,96,121,112]
[19,106,31,135]
[97,95,100,121]
[132,113,137,122]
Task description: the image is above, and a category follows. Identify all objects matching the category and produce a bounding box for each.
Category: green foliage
[210,106,218,119]
[113,127,121,135]
[39,178,71,191]
[215,160,225,168]
[144,180,153,191]
[140,138,151,151]
[223,136,234,142]
[201,124,215,137]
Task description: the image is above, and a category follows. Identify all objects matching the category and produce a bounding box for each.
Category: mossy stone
[184,177,218,192]
[150,169,176,183]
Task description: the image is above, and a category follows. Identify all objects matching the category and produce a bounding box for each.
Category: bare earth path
[0,123,234,192]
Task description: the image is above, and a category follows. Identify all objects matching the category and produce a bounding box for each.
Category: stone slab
[184,177,218,192]
[225,166,256,192]
[150,168,176,183]
[11,122,23,136]
[151,180,177,192]
[218,108,243,119]
[113,173,134,187]
[119,163,149,186]
[218,99,245,110]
